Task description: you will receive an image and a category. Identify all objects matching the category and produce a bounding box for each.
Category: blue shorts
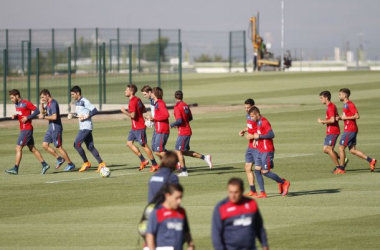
[151,129,156,148]
[175,135,191,151]
[128,129,147,146]
[17,130,34,147]
[255,151,274,171]
[74,129,93,147]
[245,148,259,163]
[152,133,169,152]
[324,134,339,147]
[43,129,63,148]
[340,132,357,147]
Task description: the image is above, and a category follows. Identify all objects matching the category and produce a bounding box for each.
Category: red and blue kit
[342,100,358,133]
[174,101,192,136]
[326,102,340,135]
[246,114,258,149]
[256,116,274,153]
[15,99,37,131]
[154,99,170,134]
[128,96,146,130]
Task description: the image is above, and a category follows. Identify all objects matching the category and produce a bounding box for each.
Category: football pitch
[0,71,380,249]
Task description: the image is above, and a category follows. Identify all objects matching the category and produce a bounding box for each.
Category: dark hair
[248,106,260,115]
[244,98,255,106]
[319,90,331,101]
[174,90,183,100]
[228,177,244,192]
[141,85,152,93]
[70,85,81,95]
[339,88,350,97]
[164,183,184,195]
[152,87,163,99]
[40,89,51,96]
[161,151,179,171]
[9,89,20,97]
[127,84,137,94]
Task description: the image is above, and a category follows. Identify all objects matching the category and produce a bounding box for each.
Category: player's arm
[240,127,248,136]
[153,102,169,121]
[342,112,360,120]
[40,102,58,121]
[145,233,156,250]
[183,212,195,250]
[170,107,183,128]
[318,116,335,124]
[255,209,269,250]
[146,210,158,250]
[121,107,135,118]
[22,102,40,123]
[83,99,98,119]
[211,206,224,250]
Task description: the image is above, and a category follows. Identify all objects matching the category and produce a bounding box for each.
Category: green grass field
[1,71,380,249]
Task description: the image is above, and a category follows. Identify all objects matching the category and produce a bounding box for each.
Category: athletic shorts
[175,135,191,151]
[43,129,63,148]
[339,132,357,147]
[324,134,339,147]
[152,133,169,152]
[255,151,274,171]
[151,129,157,148]
[245,147,259,163]
[74,129,93,147]
[128,129,147,146]
[17,130,34,147]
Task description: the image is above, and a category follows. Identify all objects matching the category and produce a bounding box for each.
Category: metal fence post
[178,29,181,43]
[109,40,112,72]
[68,47,72,112]
[74,28,77,71]
[129,44,132,84]
[27,41,31,101]
[179,43,182,91]
[138,28,141,72]
[117,28,120,72]
[98,45,102,110]
[29,29,32,49]
[102,43,106,107]
[36,48,40,105]
[5,30,8,75]
[229,31,232,73]
[243,30,247,72]
[3,49,7,117]
[95,28,98,72]
[52,28,55,74]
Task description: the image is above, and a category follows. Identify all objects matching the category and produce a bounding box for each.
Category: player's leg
[150,133,169,171]
[261,152,289,196]
[25,133,50,174]
[243,148,257,196]
[84,131,106,172]
[175,136,189,176]
[42,130,65,169]
[337,132,350,173]
[53,131,75,171]
[348,136,376,171]
[74,130,91,171]
[181,136,213,169]
[6,133,25,174]
[323,135,341,172]
[253,152,266,197]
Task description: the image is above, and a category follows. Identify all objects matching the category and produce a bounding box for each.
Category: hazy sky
[1,0,379,50]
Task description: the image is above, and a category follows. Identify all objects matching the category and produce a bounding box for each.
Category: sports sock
[263,172,285,184]
[57,156,63,162]
[151,159,158,166]
[366,157,373,163]
[14,165,19,169]
[250,185,256,193]
[41,161,48,167]
[254,170,265,192]
[138,154,146,162]
[201,155,205,160]
[182,165,187,172]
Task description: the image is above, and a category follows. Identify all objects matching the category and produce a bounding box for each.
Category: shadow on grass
[345,168,375,172]
[287,188,340,197]
[50,164,129,174]
[188,166,239,176]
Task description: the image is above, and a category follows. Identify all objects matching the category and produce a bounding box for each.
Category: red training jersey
[174,101,192,136]
[246,114,258,149]
[326,102,340,135]
[342,100,358,132]
[15,99,37,131]
[128,96,146,130]
[154,99,170,134]
[256,116,275,152]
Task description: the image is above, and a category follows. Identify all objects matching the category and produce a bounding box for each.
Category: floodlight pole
[281,0,285,71]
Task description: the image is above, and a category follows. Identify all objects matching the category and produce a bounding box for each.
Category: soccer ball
[100,166,111,178]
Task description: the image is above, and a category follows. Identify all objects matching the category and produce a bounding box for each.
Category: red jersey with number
[256,116,275,152]
[154,99,170,134]
[326,102,340,135]
[174,101,192,136]
[128,96,146,130]
[342,100,358,132]
[246,114,258,149]
[15,99,36,131]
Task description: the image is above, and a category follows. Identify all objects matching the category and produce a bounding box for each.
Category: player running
[239,98,258,196]
[5,89,50,175]
[336,88,376,173]
[69,86,107,173]
[141,85,157,152]
[38,89,75,171]
[248,107,290,198]
[170,90,212,177]
[121,84,159,172]
[318,90,347,172]
[145,87,170,166]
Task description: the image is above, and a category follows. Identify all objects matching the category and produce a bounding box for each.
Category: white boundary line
[45,153,314,184]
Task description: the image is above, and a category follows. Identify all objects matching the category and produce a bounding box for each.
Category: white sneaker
[178,171,189,177]
[204,155,213,169]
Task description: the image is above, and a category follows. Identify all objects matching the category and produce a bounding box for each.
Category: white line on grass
[45,153,314,184]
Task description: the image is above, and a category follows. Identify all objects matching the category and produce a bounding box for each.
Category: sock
[338,165,344,170]
[250,185,256,193]
[57,156,63,162]
[201,155,205,160]
[75,145,88,162]
[151,159,158,166]
[254,170,265,192]
[366,157,373,163]
[41,161,47,167]
[182,165,187,172]
[14,165,19,169]
[263,172,285,184]
[138,154,146,162]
